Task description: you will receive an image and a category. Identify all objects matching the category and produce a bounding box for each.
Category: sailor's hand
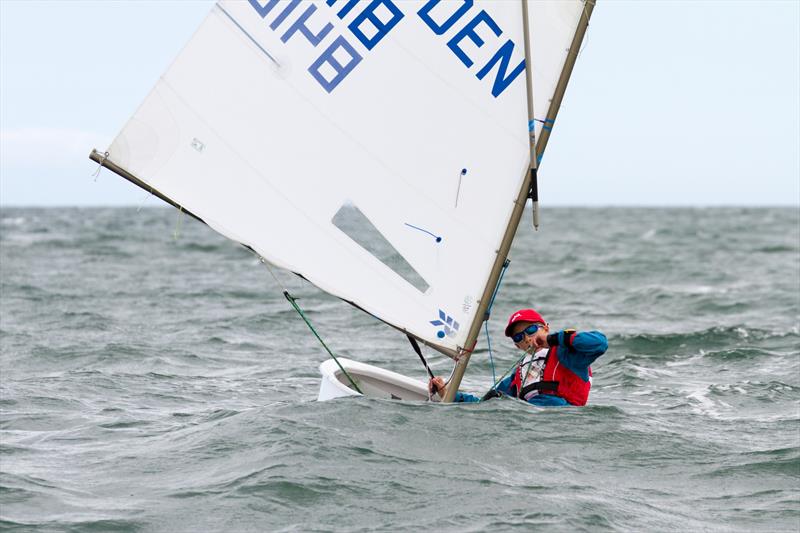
[429,376,447,397]
[531,325,550,350]
[481,388,502,401]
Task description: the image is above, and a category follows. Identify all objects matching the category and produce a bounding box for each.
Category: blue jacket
[453,330,608,406]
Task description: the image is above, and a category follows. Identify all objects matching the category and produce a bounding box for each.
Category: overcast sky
[1,0,798,206]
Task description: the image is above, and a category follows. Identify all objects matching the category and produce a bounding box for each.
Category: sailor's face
[511,321,548,351]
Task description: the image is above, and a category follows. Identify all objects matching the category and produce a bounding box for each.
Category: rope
[173,207,183,240]
[480,346,534,401]
[283,290,363,394]
[407,335,436,400]
[484,321,496,383]
[259,258,363,395]
[92,151,108,181]
[486,259,510,317]
[483,259,510,384]
[261,256,288,292]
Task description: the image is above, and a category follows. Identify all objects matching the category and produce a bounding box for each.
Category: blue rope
[488,259,510,310]
[483,259,510,384]
[484,321,496,383]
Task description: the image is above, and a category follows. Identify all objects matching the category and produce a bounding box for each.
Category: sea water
[1,207,798,532]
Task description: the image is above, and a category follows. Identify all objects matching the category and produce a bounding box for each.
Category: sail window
[332,205,429,293]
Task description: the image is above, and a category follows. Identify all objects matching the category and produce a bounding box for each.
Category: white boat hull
[318,358,430,402]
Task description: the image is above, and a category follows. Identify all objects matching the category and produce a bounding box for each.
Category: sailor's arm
[546,330,608,380]
[428,377,479,403]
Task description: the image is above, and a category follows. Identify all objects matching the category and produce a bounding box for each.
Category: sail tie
[259,257,363,395]
[529,118,555,132]
[454,168,467,208]
[403,222,442,243]
[173,207,184,240]
[91,151,109,180]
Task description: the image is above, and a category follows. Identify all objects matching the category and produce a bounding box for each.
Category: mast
[521,0,541,233]
[442,0,595,402]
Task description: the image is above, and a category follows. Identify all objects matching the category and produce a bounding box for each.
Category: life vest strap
[520,380,559,398]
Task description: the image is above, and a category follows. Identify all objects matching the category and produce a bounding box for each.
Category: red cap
[504,309,546,337]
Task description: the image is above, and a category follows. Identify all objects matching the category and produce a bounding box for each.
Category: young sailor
[429,309,607,406]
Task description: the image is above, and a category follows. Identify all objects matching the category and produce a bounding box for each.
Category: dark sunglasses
[511,324,541,343]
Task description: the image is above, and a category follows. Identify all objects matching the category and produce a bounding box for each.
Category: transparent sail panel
[333,205,429,293]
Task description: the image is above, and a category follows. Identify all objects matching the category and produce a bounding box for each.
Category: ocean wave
[2,207,798,531]
[0,517,145,532]
[612,326,798,354]
[755,245,798,253]
[699,448,800,479]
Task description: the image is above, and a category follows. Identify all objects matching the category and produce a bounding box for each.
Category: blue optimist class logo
[245,0,525,96]
[431,309,459,339]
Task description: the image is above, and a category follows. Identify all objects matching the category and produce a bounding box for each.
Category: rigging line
[260,258,363,395]
[260,256,289,293]
[484,321,496,383]
[486,259,510,318]
[442,357,458,389]
[407,335,438,401]
[284,290,363,395]
[407,334,458,401]
[483,259,510,383]
[520,354,538,392]
[480,345,535,401]
[407,335,435,380]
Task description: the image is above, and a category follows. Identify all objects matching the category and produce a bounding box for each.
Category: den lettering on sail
[245,0,526,97]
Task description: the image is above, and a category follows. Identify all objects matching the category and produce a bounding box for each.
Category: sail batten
[93,0,593,362]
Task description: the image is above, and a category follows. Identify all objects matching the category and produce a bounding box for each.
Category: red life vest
[516,344,592,406]
[541,344,592,406]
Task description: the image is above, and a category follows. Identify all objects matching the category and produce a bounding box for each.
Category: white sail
[102,0,588,357]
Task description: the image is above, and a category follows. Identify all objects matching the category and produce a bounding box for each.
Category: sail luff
[442,0,539,403]
[441,0,595,403]
[535,0,596,162]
